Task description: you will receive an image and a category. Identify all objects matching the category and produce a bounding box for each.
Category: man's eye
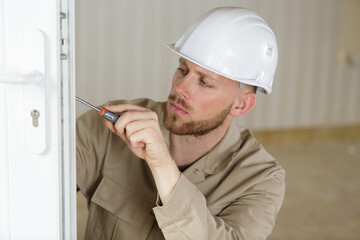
[200,79,211,87]
[177,68,187,74]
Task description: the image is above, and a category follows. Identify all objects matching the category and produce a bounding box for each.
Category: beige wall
[339,0,360,64]
[75,0,360,130]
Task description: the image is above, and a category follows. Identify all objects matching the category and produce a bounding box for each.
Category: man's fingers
[104,119,116,133]
[127,128,150,149]
[119,118,160,151]
[103,104,161,154]
[113,110,158,135]
[105,103,150,114]
[124,119,158,138]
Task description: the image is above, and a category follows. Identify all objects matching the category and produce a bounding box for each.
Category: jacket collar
[159,103,242,184]
[202,121,242,174]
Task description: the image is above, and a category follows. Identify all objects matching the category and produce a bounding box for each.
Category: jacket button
[193,169,199,174]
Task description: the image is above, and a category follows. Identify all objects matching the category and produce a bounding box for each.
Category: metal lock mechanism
[31,109,40,127]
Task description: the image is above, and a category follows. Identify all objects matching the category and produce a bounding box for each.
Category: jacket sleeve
[76,109,111,200]
[152,171,285,240]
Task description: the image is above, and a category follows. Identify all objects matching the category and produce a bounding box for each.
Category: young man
[77,7,285,240]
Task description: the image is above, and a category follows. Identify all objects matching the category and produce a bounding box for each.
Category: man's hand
[104,104,180,203]
[104,104,170,168]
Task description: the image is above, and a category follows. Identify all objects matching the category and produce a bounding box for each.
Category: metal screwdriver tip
[75,96,101,112]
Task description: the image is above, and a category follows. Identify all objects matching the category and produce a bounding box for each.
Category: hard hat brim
[164,42,272,94]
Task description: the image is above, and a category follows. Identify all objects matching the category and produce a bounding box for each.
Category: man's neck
[169,117,233,167]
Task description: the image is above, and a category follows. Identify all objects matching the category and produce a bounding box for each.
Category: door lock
[31,110,40,127]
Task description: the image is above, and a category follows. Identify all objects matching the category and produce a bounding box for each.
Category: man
[77,7,285,240]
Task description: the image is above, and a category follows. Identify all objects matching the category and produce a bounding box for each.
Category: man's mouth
[170,102,188,115]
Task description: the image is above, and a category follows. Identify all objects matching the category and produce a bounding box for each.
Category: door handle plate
[22,28,47,154]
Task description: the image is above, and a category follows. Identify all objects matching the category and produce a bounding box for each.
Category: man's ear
[229,93,256,117]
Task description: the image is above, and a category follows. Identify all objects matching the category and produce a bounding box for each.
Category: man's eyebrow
[198,71,216,84]
[179,58,217,83]
[179,58,187,66]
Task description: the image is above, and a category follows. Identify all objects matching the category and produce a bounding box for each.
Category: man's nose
[175,73,194,100]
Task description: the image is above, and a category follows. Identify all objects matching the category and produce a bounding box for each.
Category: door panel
[0,0,76,239]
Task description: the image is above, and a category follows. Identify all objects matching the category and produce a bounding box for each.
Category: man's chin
[163,101,231,137]
[163,113,220,137]
[163,108,190,135]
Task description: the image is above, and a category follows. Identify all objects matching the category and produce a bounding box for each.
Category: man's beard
[163,94,232,137]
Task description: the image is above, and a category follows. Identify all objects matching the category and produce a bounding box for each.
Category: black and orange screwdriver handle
[76,97,120,124]
[99,108,120,124]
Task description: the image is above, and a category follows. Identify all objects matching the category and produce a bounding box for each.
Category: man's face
[164,57,240,136]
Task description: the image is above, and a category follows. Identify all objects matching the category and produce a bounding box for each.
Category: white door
[0,0,76,239]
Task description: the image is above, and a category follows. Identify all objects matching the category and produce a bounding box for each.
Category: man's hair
[239,82,257,94]
[251,86,257,94]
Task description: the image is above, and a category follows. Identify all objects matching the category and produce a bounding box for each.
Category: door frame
[60,0,76,239]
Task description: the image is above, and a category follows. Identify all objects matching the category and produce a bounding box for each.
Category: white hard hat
[166,7,278,94]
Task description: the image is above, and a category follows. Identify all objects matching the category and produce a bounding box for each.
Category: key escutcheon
[31,109,40,127]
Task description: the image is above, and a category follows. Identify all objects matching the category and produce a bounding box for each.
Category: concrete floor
[77,140,360,239]
[267,140,360,240]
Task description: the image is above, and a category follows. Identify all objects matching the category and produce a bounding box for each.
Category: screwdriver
[76,96,120,124]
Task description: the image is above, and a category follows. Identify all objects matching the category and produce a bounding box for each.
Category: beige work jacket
[77,98,285,240]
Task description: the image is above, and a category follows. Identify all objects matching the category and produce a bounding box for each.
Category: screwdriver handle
[99,108,120,124]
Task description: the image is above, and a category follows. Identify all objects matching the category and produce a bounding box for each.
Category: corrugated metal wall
[75,0,360,130]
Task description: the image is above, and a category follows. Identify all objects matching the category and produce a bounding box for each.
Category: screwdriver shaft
[76,96,120,124]
[76,97,101,112]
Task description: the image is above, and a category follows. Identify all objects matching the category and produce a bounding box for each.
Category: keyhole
[31,109,40,127]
